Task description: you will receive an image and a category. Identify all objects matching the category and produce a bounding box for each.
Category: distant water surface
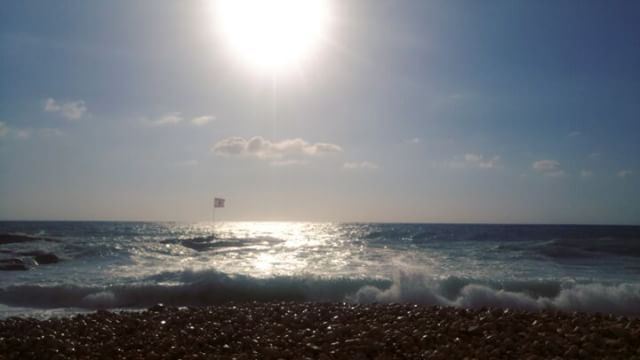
[0,221,639,317]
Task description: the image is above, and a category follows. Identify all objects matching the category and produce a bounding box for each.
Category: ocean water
[1,221,639,318]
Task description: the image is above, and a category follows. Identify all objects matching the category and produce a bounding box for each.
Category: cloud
[405,138,421,144]
[580,170,593,178]
[212,136,342,161]
[617,170,633,178]
[44,98,87,120]
[142,113,215,127]
[343,161,379,170]
[464,153,501,169]
[532,159,565,177]
[532,159,560,172]
[568,131,582,138]
[144,112,183,126]
[191,116,214,126]
[450,153,501,169]
[0,121,7,137]
[0,123,63,140]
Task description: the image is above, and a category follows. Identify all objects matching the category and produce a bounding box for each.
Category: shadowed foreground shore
[1,303,639,359]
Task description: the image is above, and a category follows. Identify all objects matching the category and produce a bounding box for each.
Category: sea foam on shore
[1,270,640,316]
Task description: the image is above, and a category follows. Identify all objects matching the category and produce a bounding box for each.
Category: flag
[214,198,225,208]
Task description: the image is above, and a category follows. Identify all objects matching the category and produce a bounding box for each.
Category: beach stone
[149,303,167,312]
[1,303,640,359]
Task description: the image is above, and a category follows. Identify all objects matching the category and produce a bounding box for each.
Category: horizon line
[0,219,638,227]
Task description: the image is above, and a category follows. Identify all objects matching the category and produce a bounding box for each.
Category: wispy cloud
[617,170,633,178]
[44,98,87,120]
[143,112,183,127]
[532,159,565,177]
[0,122,63,140]
[143,113,215,127]
[212,136,342,163]
[191,115,215,126]
[568,131,582,138]
[449,153,501,169]
[343,161,379,170]
[580,170,593,178]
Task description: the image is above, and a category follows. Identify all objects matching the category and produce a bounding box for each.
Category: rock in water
[0,258,29,271]
[33,253,60,265]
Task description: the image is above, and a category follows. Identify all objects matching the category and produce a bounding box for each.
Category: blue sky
[1,0,639,224]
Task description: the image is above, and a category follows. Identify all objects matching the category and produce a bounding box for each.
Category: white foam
[1,269,639,316]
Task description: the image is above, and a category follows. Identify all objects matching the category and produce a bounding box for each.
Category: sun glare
[215,0,330,73]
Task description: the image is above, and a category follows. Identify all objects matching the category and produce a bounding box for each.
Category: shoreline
[1,302,638,359]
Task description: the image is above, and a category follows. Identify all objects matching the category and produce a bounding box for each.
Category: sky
[1,0,639,224]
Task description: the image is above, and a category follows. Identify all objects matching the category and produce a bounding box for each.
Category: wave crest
[1,270,639,316]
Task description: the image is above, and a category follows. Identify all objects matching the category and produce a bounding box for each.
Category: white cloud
[212,136,342,161]
[532,159,565,177]
[568,131,582,138]
[405,137,421,144]
[0,121,8,137]
[142,113,215,127]
[618,170,633,178]
[532,159,560,172]
[450,153,501,169]
[343,161,379,170]
[0,123,63,140]
[44,98,87,120]
[191,116,214,126]
[464,153,501,169]
[580,170,593,178]
[144,112,183,126]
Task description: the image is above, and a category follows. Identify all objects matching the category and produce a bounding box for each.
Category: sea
[1,221,639,318]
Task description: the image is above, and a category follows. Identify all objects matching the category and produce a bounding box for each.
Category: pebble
[0,303,638,359]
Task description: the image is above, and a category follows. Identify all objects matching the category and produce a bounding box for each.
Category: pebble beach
[1,302,639,359]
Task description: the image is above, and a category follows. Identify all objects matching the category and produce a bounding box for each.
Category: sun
[215,0,330,73]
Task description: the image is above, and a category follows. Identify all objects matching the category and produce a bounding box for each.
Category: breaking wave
[1,269,638,316]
